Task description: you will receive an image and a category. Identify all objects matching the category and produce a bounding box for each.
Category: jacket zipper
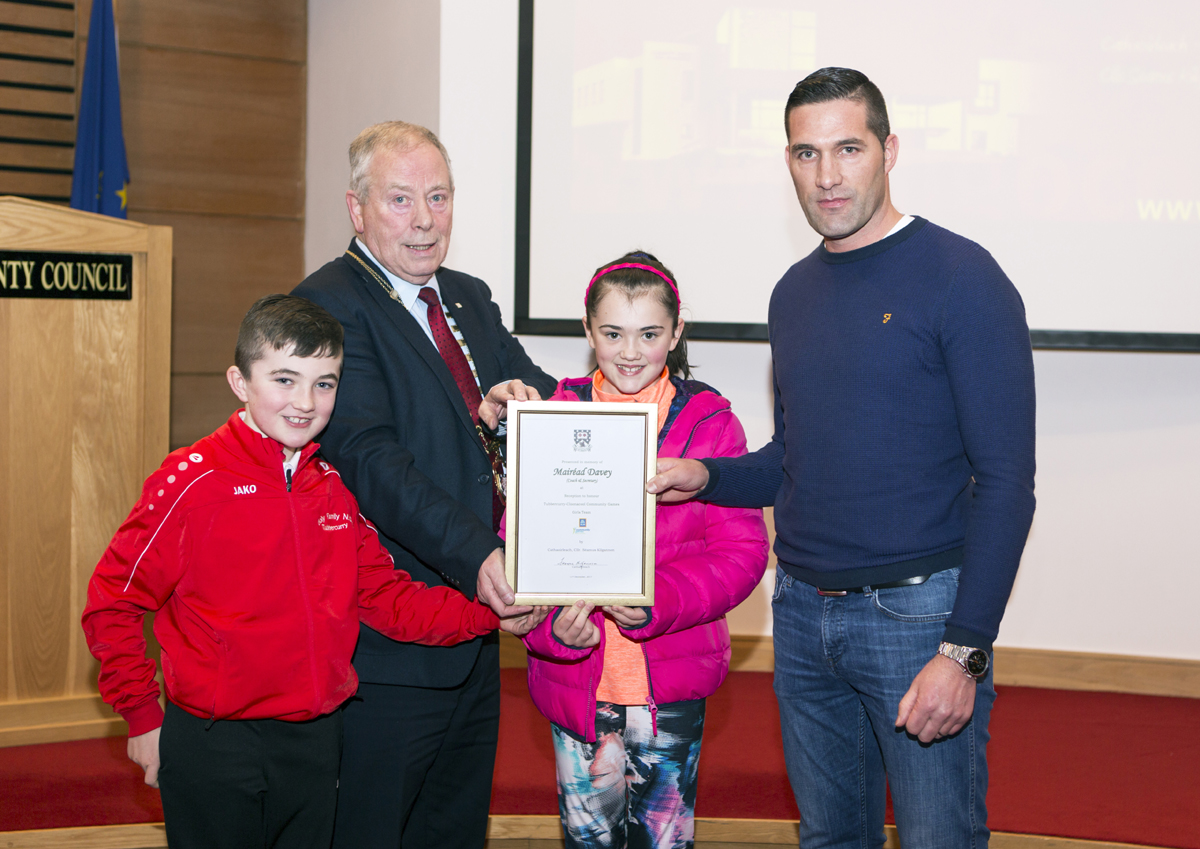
[587,654,597,743]
[285,462,321,712]
[641,642,658,736]
[588,622,657,738]
[636,406,717,734]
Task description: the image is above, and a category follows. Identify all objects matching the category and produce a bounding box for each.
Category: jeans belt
[815,574,931,597]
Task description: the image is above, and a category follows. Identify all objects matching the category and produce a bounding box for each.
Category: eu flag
[70,0,129,218]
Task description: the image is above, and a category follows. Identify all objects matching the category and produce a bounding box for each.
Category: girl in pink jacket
[520,252,769,849]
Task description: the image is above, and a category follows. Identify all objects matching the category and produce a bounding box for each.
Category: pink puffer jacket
[520,376,769,741]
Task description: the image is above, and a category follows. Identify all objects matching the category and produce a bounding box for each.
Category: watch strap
[938,641,989,679]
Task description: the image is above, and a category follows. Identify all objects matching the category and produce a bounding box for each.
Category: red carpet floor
[2,670,1197,847]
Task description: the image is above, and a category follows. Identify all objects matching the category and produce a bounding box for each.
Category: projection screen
[515,0,1200,350]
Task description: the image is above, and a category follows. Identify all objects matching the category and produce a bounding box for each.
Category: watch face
[966,649,989,677]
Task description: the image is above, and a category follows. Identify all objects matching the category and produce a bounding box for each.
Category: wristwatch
[938,642,990,680]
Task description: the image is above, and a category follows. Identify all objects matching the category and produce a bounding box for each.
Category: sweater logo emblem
[319,512,351,532]
[882,313,892,323]
[233,484,256,495]
[573,429,591,452]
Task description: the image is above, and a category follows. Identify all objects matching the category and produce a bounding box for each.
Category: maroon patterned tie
[417,287,502,529]
[418,286,481,424]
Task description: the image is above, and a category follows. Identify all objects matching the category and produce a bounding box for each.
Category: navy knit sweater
[701,218,1035,649]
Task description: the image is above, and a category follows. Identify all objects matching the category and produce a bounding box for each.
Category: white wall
[305,0,441,276]
[309,0,1200,658]
[1004,350,1200,659]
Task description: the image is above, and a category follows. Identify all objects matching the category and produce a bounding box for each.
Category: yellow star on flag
[116,183,128,210]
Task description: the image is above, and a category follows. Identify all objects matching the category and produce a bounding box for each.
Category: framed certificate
[504,401,657,606]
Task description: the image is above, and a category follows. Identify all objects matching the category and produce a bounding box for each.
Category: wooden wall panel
[170,374,240,449]
[0,86,74,117]
[0,2,74,31]
[0,140,73,169]
[0,2,77,205]
[79,0,305,62]
[92,0,309,451]
[143,226,173,475]
[0,112,74,143]
[120,47,304,217]
[0,30,74,63]
[0,170,70,196]
[132,212,304,373]
[0,56,74,87]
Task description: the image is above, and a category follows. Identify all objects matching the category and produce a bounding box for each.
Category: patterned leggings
[552,699,705,849]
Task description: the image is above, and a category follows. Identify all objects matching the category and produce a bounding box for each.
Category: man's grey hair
[348,121,454,199]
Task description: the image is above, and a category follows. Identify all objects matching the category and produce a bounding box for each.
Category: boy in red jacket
[83,295,542,849]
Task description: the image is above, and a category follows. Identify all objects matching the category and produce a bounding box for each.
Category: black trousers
[158,701,342,849]
[332,641,501,849]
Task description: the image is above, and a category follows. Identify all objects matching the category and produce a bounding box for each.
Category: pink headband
[585,262,680,309]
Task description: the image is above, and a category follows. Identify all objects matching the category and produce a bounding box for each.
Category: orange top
[595,618,649,705]
[589,369,674,706]
[592,367,675,428]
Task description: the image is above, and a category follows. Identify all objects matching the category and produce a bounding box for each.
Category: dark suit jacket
[293,241,556,688]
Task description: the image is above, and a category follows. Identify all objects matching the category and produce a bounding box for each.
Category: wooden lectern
[0,197,171,746]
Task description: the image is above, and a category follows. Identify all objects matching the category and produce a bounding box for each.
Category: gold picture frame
[504,400,656,606]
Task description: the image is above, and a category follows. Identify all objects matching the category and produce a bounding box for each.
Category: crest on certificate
[573,429,592,452]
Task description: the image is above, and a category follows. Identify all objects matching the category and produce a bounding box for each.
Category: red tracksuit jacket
[83,411,499,736]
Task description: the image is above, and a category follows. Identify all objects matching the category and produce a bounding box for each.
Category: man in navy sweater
[649,68,1035,846]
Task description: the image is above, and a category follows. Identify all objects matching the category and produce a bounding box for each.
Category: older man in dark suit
[293,121,555,849]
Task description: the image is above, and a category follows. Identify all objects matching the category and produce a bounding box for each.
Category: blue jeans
[771,568,994,849]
